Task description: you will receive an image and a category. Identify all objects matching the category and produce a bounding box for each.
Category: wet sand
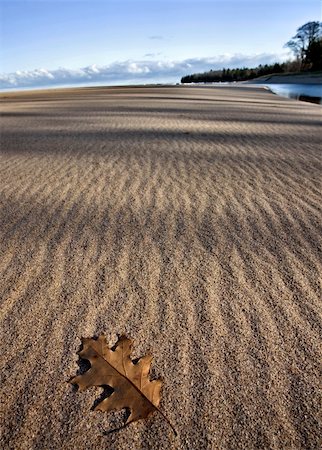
[1,85,321,450]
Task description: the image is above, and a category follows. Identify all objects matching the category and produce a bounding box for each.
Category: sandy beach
[1,85,321,450]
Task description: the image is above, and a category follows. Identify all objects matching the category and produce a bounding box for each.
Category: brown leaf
[70,334,176,435]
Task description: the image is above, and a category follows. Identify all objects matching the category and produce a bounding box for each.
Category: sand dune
[1,86,321,450]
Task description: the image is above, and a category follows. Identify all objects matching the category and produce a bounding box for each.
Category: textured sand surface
[1,86,321,450]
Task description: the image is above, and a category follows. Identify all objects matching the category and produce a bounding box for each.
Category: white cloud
[144,52,162,58]
[148,35,164,40]
[0,53,288,90]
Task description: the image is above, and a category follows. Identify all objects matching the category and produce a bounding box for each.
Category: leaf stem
[155,408,178,436]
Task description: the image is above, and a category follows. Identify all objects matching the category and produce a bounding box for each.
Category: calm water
[265,84,322,105]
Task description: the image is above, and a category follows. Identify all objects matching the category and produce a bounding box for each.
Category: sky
[0,0,320,90]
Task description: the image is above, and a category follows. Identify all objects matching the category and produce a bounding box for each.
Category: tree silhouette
[285,21,322,69]
[306,38,322,70]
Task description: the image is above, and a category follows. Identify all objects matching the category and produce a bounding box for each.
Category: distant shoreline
[243,72,322,105]
[1,73,321,95]
[246,72,322,85]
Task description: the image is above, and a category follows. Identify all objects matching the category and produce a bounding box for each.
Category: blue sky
[0,0,320,89]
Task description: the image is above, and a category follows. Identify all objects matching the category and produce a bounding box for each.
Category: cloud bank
[0,53,287,90]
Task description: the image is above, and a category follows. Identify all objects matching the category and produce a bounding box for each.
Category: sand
[1,85,321,450]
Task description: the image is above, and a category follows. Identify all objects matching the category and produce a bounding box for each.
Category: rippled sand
[1,86,321,450]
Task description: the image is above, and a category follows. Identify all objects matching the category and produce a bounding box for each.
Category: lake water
[265,84,322,105]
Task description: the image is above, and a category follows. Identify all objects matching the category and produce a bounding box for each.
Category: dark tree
[285,21,322,68]
[306,38,322,70]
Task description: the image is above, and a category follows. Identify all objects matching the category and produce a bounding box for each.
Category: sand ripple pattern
[1,86,321,450]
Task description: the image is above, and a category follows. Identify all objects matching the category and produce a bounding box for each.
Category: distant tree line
[181,21,322,84]
[181,62,294,83]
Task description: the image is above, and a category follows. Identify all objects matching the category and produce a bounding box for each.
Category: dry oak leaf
[70,334,176,435]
